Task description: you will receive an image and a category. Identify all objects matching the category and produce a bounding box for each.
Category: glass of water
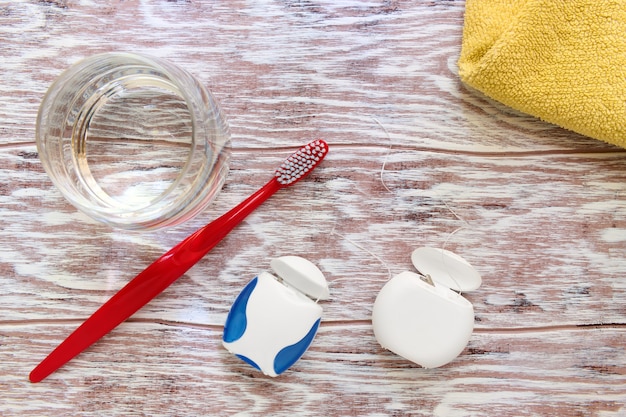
[36,52,230,230]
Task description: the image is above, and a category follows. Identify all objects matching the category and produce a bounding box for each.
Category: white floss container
[372,247,481,368]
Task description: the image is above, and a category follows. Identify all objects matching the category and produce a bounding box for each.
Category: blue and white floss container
[223,256,330,377]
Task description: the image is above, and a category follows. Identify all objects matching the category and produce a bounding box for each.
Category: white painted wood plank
[1,144,624,326]
[2,322,624,417]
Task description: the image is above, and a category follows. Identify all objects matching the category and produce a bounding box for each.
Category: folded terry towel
[458,0,626,149]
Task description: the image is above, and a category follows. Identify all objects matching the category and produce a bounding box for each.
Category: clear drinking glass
[36,52,230,230]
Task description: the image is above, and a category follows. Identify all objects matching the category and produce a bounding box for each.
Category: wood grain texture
[0,1,625,416]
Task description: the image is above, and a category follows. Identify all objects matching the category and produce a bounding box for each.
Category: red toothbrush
[30,139,329,383]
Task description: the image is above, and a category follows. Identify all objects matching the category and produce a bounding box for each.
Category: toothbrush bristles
[275,139,328,185]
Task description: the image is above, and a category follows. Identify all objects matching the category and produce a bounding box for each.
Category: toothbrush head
[275,139,329,186]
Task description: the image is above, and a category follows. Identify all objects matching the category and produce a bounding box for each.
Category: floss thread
[322,118,474,291]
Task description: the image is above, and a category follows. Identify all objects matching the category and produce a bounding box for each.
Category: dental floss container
[372,247,481,368]
[223,256,329,377]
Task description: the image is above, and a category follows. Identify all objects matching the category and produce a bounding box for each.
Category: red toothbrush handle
[29,178,282,383]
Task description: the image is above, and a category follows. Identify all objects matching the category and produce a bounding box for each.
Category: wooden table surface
[1,1,625,416]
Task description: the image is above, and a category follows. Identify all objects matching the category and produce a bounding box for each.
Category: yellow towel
[458,0,626,149]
